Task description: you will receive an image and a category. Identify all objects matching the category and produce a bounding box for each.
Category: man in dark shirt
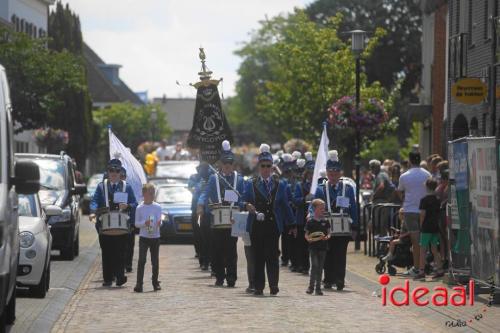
[305,199,331,295]
[414,178,444,280]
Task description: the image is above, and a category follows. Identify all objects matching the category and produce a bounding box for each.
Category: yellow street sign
[451,78,487,104]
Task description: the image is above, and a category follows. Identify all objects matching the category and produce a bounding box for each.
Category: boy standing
[415,179,444,280]
[305,199,331,295]
[134,184,162,292]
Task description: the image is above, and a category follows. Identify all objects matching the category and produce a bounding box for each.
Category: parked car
[0,64,40,331]
[81,173,103,215]
[154,161,198,183]
[16,194,62,298]
[156,184,193,241]
[15,153,86,260]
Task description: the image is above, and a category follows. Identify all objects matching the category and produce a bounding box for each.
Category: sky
[57,0,313,100]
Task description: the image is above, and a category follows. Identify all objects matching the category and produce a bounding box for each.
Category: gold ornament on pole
[191,47,222,88]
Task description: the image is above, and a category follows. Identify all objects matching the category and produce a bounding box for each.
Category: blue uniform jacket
[90,180,138,218]
[198,172,245,212]
[310,180,358,226]
[243,176,296,234]
[294,180,312,225]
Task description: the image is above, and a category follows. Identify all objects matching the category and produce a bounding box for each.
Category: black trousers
[212,228,238,283]
[136,237,160,285]
[99,234,127,283]
[244,245,255,289]
[191,213,201,257]
[125,227,136,269]
[324,236,350,285]
[294,226,309,271]
[280,226,293,264]
[309,249,327,289]
[198,215,212,267]
[251,220,280,291]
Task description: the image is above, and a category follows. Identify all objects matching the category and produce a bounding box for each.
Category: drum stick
[207,164,242,198]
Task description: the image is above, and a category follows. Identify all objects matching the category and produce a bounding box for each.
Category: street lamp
[151,108,158,141]
[350,29,366,251]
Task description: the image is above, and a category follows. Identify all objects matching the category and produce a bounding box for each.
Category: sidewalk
[49,232,489,333]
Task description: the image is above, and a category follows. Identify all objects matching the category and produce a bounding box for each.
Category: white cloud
[59,0,312,99]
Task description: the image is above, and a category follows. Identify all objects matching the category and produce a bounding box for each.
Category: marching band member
[197,141,245,287]
[310,151,357,291]
[293,152,315,274]
[191,162,212,271]
[90,158,137,287]
[243,144,297,296]
[280,154,296,270]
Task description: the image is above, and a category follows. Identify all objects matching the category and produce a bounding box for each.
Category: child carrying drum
[134,184,162,292]
[304,199,331,295]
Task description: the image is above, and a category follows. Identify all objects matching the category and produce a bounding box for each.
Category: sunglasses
[108,167,120,173]
[260,164,272,168]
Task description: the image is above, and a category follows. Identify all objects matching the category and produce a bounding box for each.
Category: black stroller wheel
[424,264,433,275]
[375,262,386,274]
[388,265,397,276]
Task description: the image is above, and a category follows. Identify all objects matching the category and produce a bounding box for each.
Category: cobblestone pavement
[50,231,500,333]
[9,216,99,333]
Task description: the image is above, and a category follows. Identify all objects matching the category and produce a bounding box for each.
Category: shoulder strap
[121,180,127,191]
[325,181,331,213]
[340,181,346,215]
[215,175,222,203]
[103,180,109,208]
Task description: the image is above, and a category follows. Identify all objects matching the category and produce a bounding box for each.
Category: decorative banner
[467,137,497,230]
[187,83,232,163]
[452,141,468,190]
[451,78,487,105]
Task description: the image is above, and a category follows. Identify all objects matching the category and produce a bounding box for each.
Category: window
[450,34,468,78]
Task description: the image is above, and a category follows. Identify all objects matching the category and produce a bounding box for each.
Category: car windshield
[87,174,103,190]
[156,186,192,204]
[155,163,197,180]
[18,194,38,217]
[33,159,65,190]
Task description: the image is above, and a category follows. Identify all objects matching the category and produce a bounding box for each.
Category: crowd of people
[88,139,450,295]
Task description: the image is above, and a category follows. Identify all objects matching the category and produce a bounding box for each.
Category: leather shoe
[227,281,235,288]
[323,283,332,289]
[126,267,132,273]
[153,282,161,291]
[336,281,344,291]
[245,287,255,294]
[102,281,112,287]
[306,286,314,294]
[134,285,143,293]
[270,287,279,295]
[215,280,224,287]
[116,276,127,287]
[253,290,264,296]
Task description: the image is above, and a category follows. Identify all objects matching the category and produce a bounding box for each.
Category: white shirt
[398,167,431,213]
[135,202,162,238]
[156,147,170,161]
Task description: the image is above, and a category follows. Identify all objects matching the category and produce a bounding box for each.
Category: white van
[0,64,40,331]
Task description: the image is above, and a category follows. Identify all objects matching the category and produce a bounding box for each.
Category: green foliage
[0,27,86,130]
[93,103,172,154]
[360,135,401,163]
[306,0,422,97]
[400,122,421,160]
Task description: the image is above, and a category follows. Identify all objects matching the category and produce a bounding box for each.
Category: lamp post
[350,30,366,251]
[151,108,158,141]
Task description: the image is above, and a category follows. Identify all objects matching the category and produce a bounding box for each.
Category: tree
[48,1,93,168]
[305,0,422,98]
[93,103,172,155]
[234,10,394,172]
[0,27,86,131]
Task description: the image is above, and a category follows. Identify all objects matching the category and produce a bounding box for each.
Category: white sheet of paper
[231,212,248,238]
[113,192,128,204]
[224,190,238,203]
[336,196,350,208]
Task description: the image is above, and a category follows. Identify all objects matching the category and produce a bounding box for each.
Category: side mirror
[72,183,87,195]
[14,161,40,195]
[44,205,63,217]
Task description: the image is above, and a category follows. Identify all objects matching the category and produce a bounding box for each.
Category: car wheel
[31,266,48,298]
[46,261,51,292]
[73,232,79,257]
[5,290,16,325]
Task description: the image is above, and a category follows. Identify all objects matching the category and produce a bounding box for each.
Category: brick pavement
[49,235,499,333]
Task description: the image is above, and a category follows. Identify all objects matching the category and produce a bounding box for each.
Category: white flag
[310,124,329,195]
[109,128,147,202]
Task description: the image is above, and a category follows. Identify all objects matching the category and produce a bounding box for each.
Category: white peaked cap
[304,152,313,161]
[328,150,339,162]
[292,151,302,160]
[319,169,326,177]
[259,143,270,154]
[282,153,293,163]
[297,159,306,168]
[222,140,231,151]
[276,150,284,157]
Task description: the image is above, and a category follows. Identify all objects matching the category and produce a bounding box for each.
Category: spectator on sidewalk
[415,178,444,280]
[382,209,410,261]
[397,152,431,277]
[369,160,394,204]
[435,167,449,267]
[305,199,330,296]
[155,140,170,161]
[430,156,443,179]
[134,184,162,292]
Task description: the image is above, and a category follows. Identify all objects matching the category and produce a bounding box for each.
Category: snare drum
[324,213,352,237]
[99,211,130,235]
[210,204,239,229]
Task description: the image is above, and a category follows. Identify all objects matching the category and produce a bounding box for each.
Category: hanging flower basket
[33,128,69,153]
[328,96,388,133]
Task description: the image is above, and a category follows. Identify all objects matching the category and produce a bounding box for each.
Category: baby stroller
[375,227,422,276]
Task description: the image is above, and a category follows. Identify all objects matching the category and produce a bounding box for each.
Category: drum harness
[325,180,352,234]
[100,179,128,230]
[214,171,238,222]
